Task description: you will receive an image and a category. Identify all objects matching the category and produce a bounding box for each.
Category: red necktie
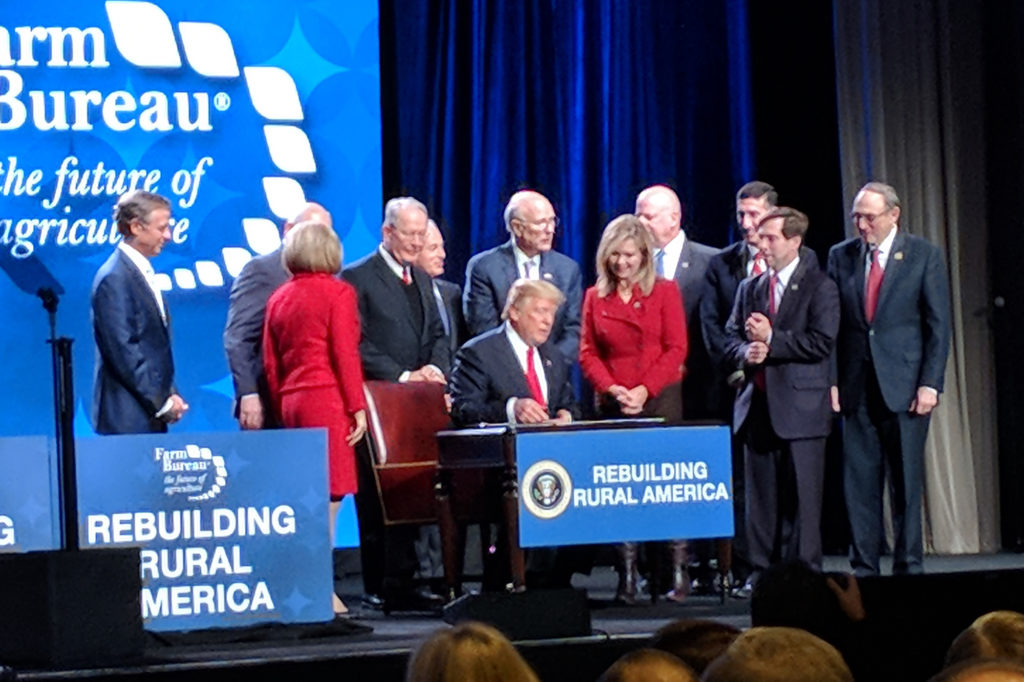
[402,265,412,285]
[751,252,766,277]
[864,249,883,323]
[769,274,779,317]
[524,347,546,407]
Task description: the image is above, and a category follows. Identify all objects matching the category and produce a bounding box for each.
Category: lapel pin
[791,284,798,291]
[682,262,690,268]
[543,272,553,280]
[894,252,904,261]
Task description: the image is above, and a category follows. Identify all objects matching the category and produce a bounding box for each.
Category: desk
[435,420,733,599]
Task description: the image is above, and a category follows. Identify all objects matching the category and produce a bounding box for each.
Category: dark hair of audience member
[928,657,1024,682]
[405,621,539,682]
[649,619,741,674]
[598,648,698,682]
[701,626,853,682]
[750,559,844,646]
[945,610,1024,668]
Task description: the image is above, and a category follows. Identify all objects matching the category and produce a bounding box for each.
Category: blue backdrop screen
[0,0,381,547]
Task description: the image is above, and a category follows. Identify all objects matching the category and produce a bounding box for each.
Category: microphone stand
[38,287,78,551]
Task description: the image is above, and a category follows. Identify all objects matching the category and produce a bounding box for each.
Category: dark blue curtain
[380,0,756,285]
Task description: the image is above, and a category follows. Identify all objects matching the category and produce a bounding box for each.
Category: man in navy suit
[725,207,839,581]
[827,182,951,576]
[222,202,331,429]
[635,184,718,418]
[699,181,778,595]
[417,219,468,367]
[463,190,582,364]
[91,190,188,434]
[450,278,579,427]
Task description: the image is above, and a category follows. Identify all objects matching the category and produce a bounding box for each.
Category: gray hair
[383,196,428,228]
[856,182,901,211]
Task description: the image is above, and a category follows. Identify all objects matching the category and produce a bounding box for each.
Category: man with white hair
[416,219,467,366]
[223,201,331,429]
[463,190,582,363]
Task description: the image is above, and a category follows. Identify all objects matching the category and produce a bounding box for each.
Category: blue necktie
[433,283,450,336]
[656,249,666,277]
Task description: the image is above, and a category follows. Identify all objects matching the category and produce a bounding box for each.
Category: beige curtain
[832,0,998,553]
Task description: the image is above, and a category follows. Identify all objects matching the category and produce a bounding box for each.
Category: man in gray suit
[827,182,951,576]
[222,202,331,429]
[635,184,719,418]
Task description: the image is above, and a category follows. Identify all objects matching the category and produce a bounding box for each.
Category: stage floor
[14,553,1024,682]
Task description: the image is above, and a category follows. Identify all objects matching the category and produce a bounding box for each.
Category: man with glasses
[463,190,582,363]
[343,196,450,611]
[827,182,951,577]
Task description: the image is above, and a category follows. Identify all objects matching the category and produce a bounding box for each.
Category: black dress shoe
[361,593,385,610]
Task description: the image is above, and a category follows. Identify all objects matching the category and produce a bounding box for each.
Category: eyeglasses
[515,216,560,232]
[850,211,889,225]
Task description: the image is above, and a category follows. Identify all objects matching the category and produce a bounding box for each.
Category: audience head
[502,278,564,347]
[851,181,900,247]
[114,190,172,257]
[282,221,342,275]
[756,207,808,273]
[405,621,539,682]
[417,219,447,278]
[595,214,657,297]
[946,611,1024,668]
[750,560,843,646]
[650,618,741,674]
[382,196,429,263]
[598,648,698,682]
[284,201,332,236]
[929,658,1024,682]
[635,184,683,249]
[701,626,853,682]
[735,181,777,247]
[504,190,557,258]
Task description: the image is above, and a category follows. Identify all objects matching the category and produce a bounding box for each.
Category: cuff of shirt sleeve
[155,397,174,419]
[398,371,411,383]
[506,397,517,423]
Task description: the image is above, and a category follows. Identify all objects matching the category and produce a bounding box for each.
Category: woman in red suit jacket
[263,220,367,616]
[579,214,688,605]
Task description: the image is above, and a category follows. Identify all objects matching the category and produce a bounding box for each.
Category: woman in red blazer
[579,214,688,605]
[263,221,367,616]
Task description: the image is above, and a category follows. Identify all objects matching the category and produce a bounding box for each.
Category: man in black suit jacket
[451,278,579,426]
[699,181,778,595]
[417,219,468,367]
[222,202,331,429]
[725,207,839,582]
[463,190,582,363]
[91,190,188,434]
[635,184,719,418]
[827,182,951,576]
[342,197,448,609]
[343,198,449,383]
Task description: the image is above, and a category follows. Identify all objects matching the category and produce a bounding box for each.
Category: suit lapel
[537,249,558,286]
[874,231,906,316]
[371,252,418,337]
[499,332,532,397]
[118,251,169,336]
[851,241,868,324]
[773,257,809,325]
[729,242,749,283]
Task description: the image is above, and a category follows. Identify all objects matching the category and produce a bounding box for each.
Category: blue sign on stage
[516,426,734,547]
[0,436,60,553]
[75,428,333,631]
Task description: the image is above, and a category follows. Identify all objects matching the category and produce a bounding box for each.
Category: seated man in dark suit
[450,279,583,588]
[463,190,583,364]
[450,278,579,426]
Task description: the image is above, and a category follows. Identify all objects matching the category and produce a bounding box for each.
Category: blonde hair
[595,214,656,297]
[405,622,540,682]
[501,278,565,320]
[282,221,342,275]
[946,610,1024,667]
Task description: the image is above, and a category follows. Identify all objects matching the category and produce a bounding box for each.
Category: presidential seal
[521,460,572,519]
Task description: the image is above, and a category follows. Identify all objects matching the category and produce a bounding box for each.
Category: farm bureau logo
[521,460,572,520]
[156,443,228,502]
